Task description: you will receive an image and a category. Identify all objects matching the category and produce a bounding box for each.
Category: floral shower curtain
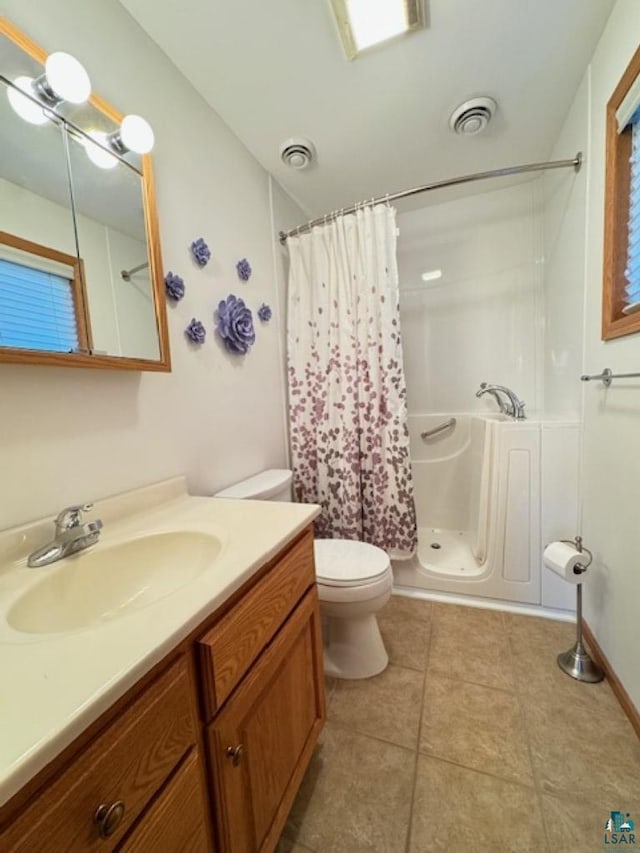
[287,204,417,555]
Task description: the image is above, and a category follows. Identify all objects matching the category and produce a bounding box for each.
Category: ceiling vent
[449,97,497,136]
[280,137,316,170]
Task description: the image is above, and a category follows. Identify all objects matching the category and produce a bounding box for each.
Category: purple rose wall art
[190,237,211,267]
[216,294,255,354]
[236,258,252,281]
[185,318,206,344]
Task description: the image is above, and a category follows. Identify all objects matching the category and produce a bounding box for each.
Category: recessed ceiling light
[330,0,426,60]
[421,269,442,282]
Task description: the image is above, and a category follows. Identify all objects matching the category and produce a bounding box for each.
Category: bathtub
[394,413,546,605]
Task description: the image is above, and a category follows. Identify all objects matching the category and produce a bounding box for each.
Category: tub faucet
[476,382,526,420]
[27,503,103,568]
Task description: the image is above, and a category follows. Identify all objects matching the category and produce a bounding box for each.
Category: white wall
[542,78,589,419]
[577,0,640,708]
[397,181,544,416]
[543,0,640,707]
[0,0,289,528]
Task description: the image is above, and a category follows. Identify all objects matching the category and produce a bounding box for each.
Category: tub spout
[476,383,526,420]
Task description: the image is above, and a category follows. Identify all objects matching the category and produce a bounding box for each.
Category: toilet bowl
[213,469,392,679]
[314,538,392,679]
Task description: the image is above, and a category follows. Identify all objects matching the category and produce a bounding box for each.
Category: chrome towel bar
[421,418,456,440]
[580,368,640,387]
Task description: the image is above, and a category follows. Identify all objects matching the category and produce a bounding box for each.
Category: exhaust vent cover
[449,97,497,136]
[280,137,316,170]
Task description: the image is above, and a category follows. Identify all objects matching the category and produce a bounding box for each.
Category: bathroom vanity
[0,480,324,852]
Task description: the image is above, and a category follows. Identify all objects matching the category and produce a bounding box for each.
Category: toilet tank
[213,469,293,501]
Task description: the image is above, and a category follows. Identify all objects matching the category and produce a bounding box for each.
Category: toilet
[214,469,392,679]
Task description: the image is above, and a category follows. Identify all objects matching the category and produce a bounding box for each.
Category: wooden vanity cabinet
[0,525,324,853]
[206,589,324,852]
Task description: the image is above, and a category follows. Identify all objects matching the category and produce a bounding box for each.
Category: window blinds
[624,114,640,313]
[0,258,79,352]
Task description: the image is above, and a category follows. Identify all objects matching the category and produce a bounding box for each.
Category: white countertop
[0,478,319,808]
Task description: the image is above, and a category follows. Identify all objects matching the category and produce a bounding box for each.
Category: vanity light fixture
[108,114,155,155]
[7,51,90,125]
[421,269,442,282]
[84,115,155,170]
[34,52,91,106]
[330,0,426,60]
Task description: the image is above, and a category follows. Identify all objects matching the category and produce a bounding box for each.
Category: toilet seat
[313,539,391,587]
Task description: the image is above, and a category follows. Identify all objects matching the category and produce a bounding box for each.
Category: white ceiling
[119,0,614,218]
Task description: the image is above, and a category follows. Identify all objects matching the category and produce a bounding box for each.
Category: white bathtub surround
[394,414,580,610]
[397,181,544,417]
[287,205,417,553]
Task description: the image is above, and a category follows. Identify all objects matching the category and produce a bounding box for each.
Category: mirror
[0,18,170,370]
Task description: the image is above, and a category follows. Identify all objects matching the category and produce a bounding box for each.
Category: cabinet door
[207,588,325,853]
[120,750,213,853]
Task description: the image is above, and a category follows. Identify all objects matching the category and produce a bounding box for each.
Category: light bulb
[45,52,91,104]
[120,114,154,154]
[84,132,118,170]
[7,77,49,126]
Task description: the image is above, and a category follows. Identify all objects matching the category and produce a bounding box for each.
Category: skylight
[331,0,426,60]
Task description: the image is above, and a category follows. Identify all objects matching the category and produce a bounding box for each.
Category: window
[602,45,640,340]
[0,231,91,355]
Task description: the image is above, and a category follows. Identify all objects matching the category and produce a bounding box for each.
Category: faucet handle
[54,503,93,531]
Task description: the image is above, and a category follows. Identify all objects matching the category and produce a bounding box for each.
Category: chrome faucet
[27,503,103,568]
[476,382,526,420]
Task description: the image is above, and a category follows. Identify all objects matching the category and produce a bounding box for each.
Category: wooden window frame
[602,44,640,340]
[0,229,93,354]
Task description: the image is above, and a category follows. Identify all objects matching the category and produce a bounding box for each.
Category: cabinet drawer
[3,656,195,852]
[120,750,212,853]
[197,529,315,717]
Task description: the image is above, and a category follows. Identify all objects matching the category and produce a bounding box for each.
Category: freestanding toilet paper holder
[557,536,604,683]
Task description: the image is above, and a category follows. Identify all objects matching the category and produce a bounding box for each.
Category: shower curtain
[286,204,417,555]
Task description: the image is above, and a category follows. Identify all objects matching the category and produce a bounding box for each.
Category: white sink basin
[7,531,222,634]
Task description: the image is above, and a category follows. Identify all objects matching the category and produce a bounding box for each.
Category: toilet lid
[314,539,391,587]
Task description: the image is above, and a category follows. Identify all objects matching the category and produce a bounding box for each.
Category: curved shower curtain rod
[278,152,582,244]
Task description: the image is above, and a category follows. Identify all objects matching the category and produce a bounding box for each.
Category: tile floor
[278,595,640,853]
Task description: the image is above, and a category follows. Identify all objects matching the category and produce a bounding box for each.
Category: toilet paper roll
[543,541,587,584]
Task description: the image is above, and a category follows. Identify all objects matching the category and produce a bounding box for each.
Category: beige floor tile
[428,610,514,690]
[505,612,576,648]
[285,723,414,853]
[328,663,424,748]
[541,792,613,853]
[276,837,316,853]
[409,755,547,853]
[420,674,534,785]
[377,594,432,671]
[433,601,506,633]
[508,616,623,716]
[324,675,337,709]
[525,698,640,803]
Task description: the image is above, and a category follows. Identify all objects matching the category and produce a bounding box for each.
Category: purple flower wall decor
[190,237,211,267]
[185,318,206,344]
[216,294,255,354]
[164,271,185,301]
[257,303,272,322]
[236,257,252,281]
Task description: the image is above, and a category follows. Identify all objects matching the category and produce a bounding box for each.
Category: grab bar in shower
[421,418,457,440]
[580,368,640,387]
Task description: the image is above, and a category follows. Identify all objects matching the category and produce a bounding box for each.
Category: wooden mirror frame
[0,16,171,372]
